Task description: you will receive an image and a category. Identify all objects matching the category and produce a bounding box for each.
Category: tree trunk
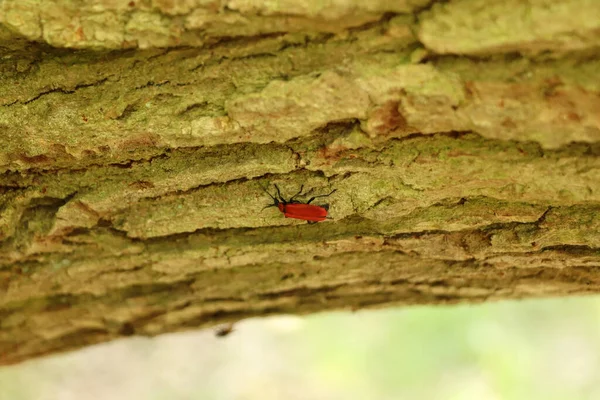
[1,0,599,365]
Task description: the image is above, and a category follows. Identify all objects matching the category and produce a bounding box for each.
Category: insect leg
[273,184,286,203]
[306,189,337,204]
[289,185,305,202]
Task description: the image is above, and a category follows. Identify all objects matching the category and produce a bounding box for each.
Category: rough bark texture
[1,0,599,365]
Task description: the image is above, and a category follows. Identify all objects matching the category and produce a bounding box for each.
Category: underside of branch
[1,0,599,365]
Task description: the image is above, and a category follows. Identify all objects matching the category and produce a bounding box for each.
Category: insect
[261,183,336,223]
[215,323,235,337]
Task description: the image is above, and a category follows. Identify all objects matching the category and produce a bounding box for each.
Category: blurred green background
[2,296,600,400]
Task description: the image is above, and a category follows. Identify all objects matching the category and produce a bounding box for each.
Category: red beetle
[261,184,336,223]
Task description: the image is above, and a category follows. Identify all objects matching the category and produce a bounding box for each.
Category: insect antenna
[259,183,278,200]
[306,189,337,204]
[289,185,305,202]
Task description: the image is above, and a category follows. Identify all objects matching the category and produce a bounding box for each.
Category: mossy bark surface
[1,0,599,365]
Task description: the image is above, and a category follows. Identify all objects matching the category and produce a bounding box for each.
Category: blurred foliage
[2,296,600,400]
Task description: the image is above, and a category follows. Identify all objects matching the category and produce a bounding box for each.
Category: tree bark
[1,0,599,365]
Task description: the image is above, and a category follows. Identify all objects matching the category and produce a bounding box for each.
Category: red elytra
[261,184,336,222]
